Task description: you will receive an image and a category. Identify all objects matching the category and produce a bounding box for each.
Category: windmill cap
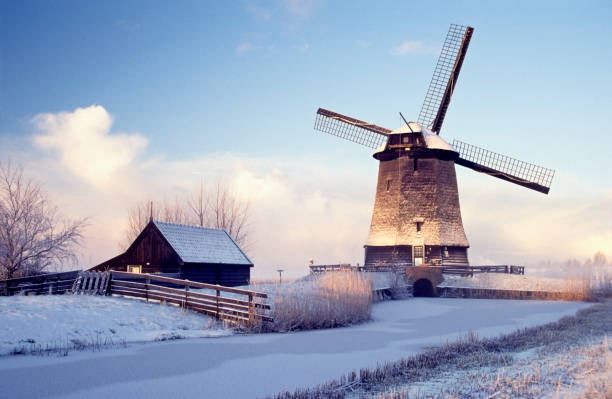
[373,122,456,153]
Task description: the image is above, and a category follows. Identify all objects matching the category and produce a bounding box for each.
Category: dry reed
[268,271,372,332]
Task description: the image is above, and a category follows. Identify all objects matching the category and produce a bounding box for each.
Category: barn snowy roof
[153,221,252,265]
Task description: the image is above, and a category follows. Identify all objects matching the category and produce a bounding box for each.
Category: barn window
[127,265,142,273]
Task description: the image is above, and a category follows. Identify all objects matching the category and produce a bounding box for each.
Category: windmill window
[413,158,419,171]
[416,222,423,233]
[386,179,391,191]
[402,136,410,144]
[414,246,424,258]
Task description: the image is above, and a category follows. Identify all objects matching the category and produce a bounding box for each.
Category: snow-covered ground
[0,295,230,355]
[0,297,589,399]
[439,273,568,292]
[374,337,611,399]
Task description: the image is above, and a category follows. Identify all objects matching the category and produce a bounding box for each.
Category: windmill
[314,24,555,267]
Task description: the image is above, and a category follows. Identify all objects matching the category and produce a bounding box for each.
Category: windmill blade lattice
[453,140,555,194]
[418,24,474,134]
[314,108,390,149]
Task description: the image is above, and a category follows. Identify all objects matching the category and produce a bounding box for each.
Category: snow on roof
[421,125,456,152]
[154,221,252,265]
[373,122,456,155]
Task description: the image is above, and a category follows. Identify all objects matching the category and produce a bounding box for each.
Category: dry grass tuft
[267,272,372,332]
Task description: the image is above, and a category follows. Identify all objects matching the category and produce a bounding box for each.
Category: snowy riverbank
[0,295,230,355]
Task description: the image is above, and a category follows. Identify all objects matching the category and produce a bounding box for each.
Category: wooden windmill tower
[314,24,555,267]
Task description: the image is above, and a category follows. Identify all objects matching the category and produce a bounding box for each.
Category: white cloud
[32,105,147,191]
[282,0,317,19]
[235,42,255,54]
[391,40,439,56]
[245,4,272,21]
[6,105,610,279]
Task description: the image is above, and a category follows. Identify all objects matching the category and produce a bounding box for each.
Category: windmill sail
[314,108,390,149]
[453,140,555,194]
[417,24,474,135]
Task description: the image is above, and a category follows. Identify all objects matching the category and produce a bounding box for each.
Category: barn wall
[92,224,181,273]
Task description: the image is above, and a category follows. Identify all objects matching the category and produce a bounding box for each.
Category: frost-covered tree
[120,180,251,251]
[0,162,87,279]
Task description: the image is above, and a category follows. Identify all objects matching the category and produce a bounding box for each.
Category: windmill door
[413,246,424,266]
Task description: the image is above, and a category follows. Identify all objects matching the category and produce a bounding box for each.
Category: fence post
[185,282,189,310]
[145,276,150,303]
[248,293,254,323]
[106,272,112,295]
[216,289,220,318]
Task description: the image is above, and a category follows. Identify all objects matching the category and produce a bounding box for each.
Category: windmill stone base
[364,148,469,266]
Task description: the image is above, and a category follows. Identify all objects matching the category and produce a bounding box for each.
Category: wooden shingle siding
[365,245,412,266]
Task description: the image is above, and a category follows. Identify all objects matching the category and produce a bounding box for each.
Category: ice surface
[0,297,589,399]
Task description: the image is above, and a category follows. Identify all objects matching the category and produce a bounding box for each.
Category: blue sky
[1,1,611,277]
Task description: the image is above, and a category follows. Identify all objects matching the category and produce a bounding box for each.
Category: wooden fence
[0,270,272,325]
[438,265,525,277]
[109,271,272,324]
[310,264,524,277]
[0,270,80,296]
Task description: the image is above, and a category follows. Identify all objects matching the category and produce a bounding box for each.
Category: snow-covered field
[0,295,230,355]
[439,273,568,292]
[0,297,589,399]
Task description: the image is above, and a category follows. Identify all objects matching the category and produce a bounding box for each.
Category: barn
[90,221,253,286]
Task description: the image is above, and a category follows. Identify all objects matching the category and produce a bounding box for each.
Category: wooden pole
[145,276,150,302]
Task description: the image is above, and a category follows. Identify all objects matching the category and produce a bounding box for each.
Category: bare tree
[0,162,87,279]
[119,198,190,250]
[187,179,207,227]
[208,181,251,250]
[120,180,252,252]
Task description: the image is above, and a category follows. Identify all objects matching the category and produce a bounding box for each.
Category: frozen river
[0,298,590,399]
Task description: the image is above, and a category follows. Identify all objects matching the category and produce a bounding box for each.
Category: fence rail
[108,271,272,324]
[0,271,80,296]
[310,264,410,274]
[0,270,272,325]
[437,265,525,277]
[310,264,524,277]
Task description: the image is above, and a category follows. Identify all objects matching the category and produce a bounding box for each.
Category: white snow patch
[439,273,567,292]
[0,295,231,355]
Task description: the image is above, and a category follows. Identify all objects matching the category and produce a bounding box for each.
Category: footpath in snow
[0,297,589,399]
